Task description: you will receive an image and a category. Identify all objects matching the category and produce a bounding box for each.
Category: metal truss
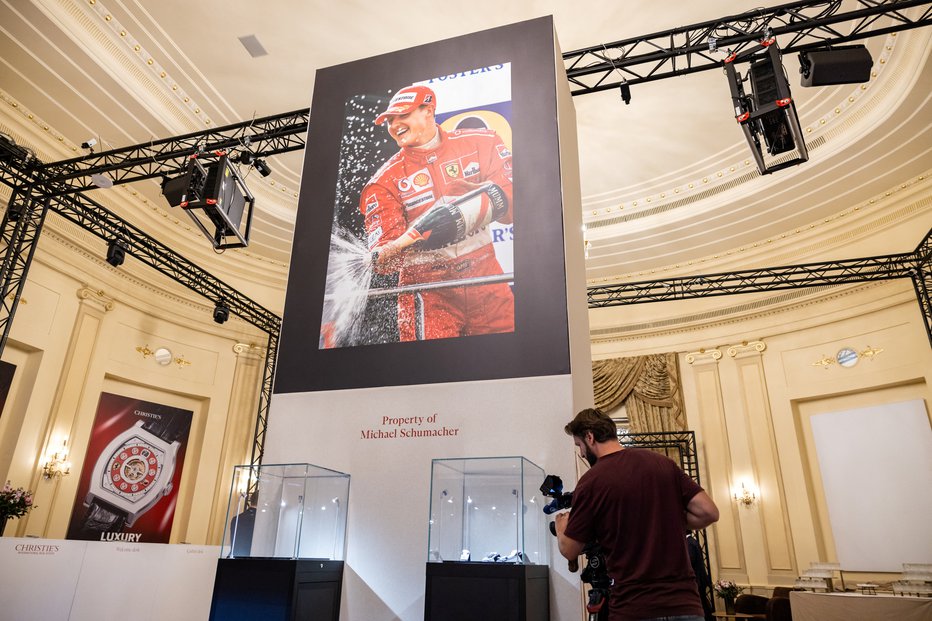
[563,0,932,95]
[619,431,713,611]
[588,233,932,346]
[249,332,277,473]
[45,189,281,334]
[912,228,932,347]
[0,181,51,354]
[38,109,310,196]
[1,153,282,467]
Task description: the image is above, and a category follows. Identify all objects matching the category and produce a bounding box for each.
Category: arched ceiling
[1,0,930,319]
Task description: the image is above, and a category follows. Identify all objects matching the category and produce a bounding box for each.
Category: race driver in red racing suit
[360,84,514,342]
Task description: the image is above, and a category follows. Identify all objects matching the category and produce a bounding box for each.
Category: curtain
[591,353,686,433]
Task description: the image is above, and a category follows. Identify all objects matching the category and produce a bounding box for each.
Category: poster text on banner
[361,413,460,440]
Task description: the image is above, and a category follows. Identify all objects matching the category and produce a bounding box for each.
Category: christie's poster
[65,392,192,543]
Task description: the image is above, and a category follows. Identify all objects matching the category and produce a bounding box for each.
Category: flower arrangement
[713,579,744,601]
[0,481,36,521]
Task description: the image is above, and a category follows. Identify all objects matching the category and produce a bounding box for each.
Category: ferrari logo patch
[444,162,460,178]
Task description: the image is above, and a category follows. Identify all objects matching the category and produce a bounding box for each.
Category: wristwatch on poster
[81,414,189,533]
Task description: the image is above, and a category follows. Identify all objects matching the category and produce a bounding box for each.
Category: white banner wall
[265,374,584,620]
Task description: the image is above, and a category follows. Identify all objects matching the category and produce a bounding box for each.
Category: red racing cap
[373,85,437,125]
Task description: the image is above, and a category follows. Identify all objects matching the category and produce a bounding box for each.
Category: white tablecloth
[790,591,932,621]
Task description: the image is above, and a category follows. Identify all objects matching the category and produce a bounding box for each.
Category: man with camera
[554,408,719,621]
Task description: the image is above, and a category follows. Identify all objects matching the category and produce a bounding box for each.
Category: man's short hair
[565,407,618,442]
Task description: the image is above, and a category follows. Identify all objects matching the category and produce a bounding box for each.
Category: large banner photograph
[277,17,570,392]
[319,66,515,349]
[66,392,192,543]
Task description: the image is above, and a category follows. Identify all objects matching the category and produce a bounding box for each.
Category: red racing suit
[360,125,514,341]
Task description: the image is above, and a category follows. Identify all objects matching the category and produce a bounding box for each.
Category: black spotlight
[253,158,272,177]
[213,302,230,324]
[619,81,631,105]
[106,240,126,267]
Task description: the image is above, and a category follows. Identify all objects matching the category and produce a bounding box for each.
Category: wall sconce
[41,440,72,480]
[733,481,757,506]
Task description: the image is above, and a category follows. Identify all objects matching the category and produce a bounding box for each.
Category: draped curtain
[591,353,686,433]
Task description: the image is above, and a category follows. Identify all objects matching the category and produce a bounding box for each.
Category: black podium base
[208,558,343,621]
[424,562,549,621]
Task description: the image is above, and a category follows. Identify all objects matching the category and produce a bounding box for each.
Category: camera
[540,474,572,514]
[540,474,613,620]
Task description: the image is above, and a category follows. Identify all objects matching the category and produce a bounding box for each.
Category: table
[790,591,932,621]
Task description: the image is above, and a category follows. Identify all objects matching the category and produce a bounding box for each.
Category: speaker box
[800,45,872,87]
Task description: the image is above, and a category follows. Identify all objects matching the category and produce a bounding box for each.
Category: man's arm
[360,181,407,272]
[553,512,585,561]
[685,490,719,530]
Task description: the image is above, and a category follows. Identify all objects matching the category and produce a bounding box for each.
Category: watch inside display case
[427,456,548,566]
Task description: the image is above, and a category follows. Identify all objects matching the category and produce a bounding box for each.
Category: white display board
[810,399,932,571]
[0,538,219,620]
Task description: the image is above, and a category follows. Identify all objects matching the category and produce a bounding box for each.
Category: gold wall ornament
[136,346,190,368]
[811,345,885,369]
[5,291,26,304]
[858,345,884,360]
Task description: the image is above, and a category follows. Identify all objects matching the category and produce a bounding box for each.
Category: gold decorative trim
[727,340,766,358]
[233,342,265,359]
[5,291,26,305]
[685,348,723,365]
[76,285,114,311]
[136,344,155,359]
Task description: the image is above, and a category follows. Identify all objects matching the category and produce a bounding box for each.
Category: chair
[766,595,792,621]
[735,593,769,614]
[766,587,795,621]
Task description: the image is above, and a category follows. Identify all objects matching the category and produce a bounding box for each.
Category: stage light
[724,37,808,175]
[164,155,255,249]
[253,158,272,177]
[619,81,631,105]
[213,302,230,324]
[106,239,126,267]
[235,150,272,177]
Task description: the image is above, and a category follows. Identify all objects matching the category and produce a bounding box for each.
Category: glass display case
[221,462,350,560]
[427,456,549,566]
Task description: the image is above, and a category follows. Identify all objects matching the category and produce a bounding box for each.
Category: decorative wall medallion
[835,347,859,368]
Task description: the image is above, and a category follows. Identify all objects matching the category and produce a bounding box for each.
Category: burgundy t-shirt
[564,448,704,621]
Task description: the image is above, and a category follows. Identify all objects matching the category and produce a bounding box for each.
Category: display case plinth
[208,558,343,621]
[424,562,549,621]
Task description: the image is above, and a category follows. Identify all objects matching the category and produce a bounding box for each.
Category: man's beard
[584,446,597,467]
